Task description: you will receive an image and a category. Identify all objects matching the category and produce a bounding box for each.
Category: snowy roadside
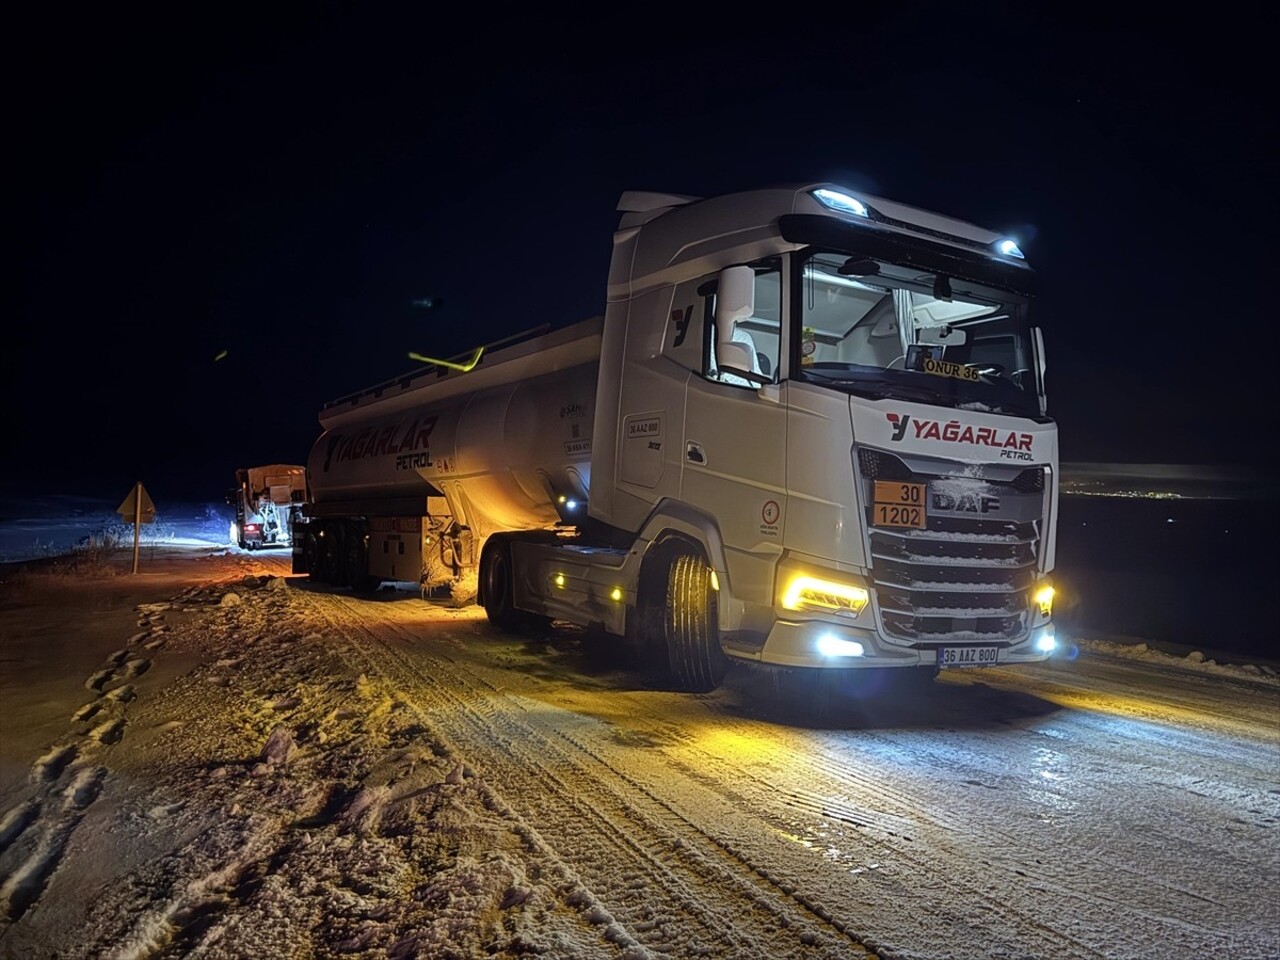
[1069,633,1280,683]
[3,545,1276,959]
[0,549,630,960]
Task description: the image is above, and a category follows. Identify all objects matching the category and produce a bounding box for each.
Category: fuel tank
[306,319,602,534]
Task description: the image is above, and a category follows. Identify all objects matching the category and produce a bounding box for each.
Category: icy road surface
[1,551,1277,959]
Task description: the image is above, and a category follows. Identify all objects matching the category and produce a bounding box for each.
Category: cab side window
[736,262,781,381]
[706,261,782,386]
[665,262,782,386]
[662,280,707,374]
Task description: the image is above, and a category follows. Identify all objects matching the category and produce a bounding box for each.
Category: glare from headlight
[1035,633,1057,653]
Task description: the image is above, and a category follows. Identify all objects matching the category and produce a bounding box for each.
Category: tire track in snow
[631,685,1254,959]
[595,670,1275,958]
[314,591,876,960]
[330,591,1279,960]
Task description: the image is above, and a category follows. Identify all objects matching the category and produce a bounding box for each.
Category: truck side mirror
[714,265,757,379]
[1032,327,1048,416]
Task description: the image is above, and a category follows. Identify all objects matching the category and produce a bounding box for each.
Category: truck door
[680,262,786,600]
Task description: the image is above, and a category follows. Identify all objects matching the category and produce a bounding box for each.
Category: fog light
[817,633,864,658]
[1035,632,1057,654]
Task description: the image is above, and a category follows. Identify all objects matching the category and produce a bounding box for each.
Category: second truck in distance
[295,182,1060,692]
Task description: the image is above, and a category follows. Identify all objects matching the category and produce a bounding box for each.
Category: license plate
[938,645,999,668]
[873,481,926,528]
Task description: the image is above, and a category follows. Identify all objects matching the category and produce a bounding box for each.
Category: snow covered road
[1,552,1277,959]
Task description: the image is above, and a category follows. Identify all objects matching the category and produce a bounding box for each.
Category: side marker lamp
[610,586,623,602]
[554,573,565,588]
[1033,585,1055,618]
[782,576,869,616]
[817,633,865,658]
[812,189,869,218]
[709,570,720,592]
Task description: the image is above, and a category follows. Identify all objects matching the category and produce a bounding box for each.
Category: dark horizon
[7,9,1274,503]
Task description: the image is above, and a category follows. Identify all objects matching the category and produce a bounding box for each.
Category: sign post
[116,482,156,574]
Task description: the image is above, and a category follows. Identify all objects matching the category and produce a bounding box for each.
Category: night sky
[7,7,1274,505]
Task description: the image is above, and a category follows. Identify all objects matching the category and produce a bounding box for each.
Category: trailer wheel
[664,550,728,693]
[313,526,339,584]
[342,529,378,594]
[480,539,524,630]
[481,538,548,632]
[304,533,323,583]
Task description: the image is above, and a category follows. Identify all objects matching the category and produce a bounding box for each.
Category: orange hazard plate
[873,481,926,528]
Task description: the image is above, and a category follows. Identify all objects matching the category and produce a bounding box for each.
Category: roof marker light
[813,189,869,218]
[996,238,1025,259]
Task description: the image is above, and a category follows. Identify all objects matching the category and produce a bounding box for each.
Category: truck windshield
[795,250,1041,417]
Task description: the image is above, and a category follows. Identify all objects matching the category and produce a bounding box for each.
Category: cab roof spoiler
[616,190,701,229]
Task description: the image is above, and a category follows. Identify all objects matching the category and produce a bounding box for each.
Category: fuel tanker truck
[295,182,1060,692]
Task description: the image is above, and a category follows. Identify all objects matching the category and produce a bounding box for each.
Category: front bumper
[726,619,1056,670]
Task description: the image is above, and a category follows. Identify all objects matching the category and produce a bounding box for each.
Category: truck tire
[480,538,524,630]
[304,534,323,583]
[313,527,339,585]
[664,551,729,693]
[342,529,378,594]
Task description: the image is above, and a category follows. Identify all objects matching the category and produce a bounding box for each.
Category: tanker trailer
[294,318,603,599]
[300,181,1061,695]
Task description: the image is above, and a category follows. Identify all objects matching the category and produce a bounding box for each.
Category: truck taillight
[245,523,261,532]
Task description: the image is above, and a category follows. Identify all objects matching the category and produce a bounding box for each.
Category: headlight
[781,575,869,617]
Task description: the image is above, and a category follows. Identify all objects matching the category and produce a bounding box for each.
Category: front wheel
[664,551,729,693]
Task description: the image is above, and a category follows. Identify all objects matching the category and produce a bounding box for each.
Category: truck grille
[858,449,1045,644]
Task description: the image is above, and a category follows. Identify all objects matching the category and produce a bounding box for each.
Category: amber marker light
[1034,585,1055,617]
